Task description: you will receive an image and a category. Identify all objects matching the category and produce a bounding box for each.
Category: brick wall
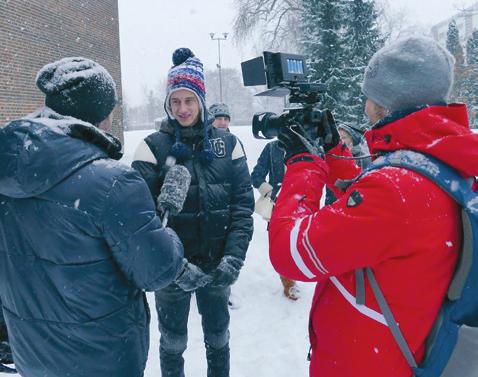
[0,0,123,140]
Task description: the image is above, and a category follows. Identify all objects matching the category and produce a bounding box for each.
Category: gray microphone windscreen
[159,165,191,215]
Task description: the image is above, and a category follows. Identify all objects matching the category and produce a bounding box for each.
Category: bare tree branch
[232,0,302,50]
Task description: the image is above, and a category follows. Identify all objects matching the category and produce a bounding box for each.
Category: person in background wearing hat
[268,36,477,377]
[132,48,254,377]
[337,123,371,170]
[208,102,244,310]
[0,57,186,377]
[209,102,231,130]
[324,122,372,205]
[251,140,301,300]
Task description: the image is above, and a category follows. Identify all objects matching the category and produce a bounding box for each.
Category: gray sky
[118,0,477,106]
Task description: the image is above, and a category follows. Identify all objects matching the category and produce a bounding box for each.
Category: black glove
[278,122,323,162]
[316,109,340,152]
[210,256,244,288]
[174,259,212,292]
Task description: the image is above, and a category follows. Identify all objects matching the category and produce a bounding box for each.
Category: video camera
[241,51,331,140]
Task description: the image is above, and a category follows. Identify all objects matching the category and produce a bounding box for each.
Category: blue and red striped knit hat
[164,48,214,164]
[165,48,207,122]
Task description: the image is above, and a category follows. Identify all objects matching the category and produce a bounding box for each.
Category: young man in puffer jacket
[269,37,477,377]
[0,58,188,377]
[132,48,254,377]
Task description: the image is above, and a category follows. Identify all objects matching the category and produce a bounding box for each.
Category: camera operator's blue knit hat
[164,48,213,164]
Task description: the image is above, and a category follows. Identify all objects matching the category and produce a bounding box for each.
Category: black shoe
[0,363,17,374]
[0,341,13,365]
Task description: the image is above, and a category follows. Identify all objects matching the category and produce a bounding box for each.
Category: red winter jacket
[269,104,478,377]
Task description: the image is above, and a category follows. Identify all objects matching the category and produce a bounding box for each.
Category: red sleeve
[324,143,361,199]
[269,162,408,282]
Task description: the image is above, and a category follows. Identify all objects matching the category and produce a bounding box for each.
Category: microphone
[158,164,191,227]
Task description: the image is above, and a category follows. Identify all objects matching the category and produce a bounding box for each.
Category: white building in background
[431,2,478,46]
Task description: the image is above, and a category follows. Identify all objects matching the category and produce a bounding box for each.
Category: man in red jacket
[269,36,478,377]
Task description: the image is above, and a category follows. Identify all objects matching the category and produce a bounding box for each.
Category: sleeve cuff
[258,182,273,196]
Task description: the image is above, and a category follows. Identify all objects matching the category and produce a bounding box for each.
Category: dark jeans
[155,284,231,377]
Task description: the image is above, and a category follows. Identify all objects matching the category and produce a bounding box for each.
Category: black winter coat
[132,120,254,268]
[0,108,184,377]
[251,140,285,199]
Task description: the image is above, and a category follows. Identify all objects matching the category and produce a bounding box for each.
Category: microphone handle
[162,209,170,228]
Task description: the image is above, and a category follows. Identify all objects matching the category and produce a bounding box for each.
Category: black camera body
[241,51,327,139]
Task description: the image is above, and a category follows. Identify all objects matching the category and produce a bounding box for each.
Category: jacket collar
[365,104,478,177]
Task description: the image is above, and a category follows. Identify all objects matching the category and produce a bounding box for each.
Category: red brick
[0,0,123,141]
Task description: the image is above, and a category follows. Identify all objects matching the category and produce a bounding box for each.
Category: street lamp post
[209,32,228,102]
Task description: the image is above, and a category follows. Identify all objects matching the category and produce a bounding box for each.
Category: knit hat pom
[172,48,195,66]
[170,141,193,162]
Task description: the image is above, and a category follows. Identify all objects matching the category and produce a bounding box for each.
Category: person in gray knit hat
[268,35,478,377]
[362,36,455,123]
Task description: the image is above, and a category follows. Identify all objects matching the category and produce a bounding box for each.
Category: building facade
[432,2,478,47]
[0,0,123,139]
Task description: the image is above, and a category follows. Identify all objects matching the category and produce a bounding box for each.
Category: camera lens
[253,112,285,139]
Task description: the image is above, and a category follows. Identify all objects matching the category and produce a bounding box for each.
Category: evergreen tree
[446,20,462,60]
[299,0,382,125]
[466,30,478,127]
[341,0,383,126]
[446,20,476,122]
[300,0,348,115]
[467,29,478,66]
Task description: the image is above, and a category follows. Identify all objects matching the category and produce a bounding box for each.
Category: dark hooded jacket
[0,108,183,377]
[132,119,254,269]
[251,140,285,200]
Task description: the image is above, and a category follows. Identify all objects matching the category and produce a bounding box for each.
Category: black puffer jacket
[132,120,254,268]
[251,140,285,199]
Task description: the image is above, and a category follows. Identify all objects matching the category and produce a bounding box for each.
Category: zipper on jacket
[307,345,312,361]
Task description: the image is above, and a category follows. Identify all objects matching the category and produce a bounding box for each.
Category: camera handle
[286,123,325,157]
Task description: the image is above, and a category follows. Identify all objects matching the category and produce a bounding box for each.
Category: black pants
[155,284,231,377]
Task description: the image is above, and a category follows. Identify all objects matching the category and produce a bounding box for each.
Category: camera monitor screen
[277,53,307,83]
[286,58,304,75]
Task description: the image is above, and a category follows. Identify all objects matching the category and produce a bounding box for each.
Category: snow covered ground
[122,127,315,377]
